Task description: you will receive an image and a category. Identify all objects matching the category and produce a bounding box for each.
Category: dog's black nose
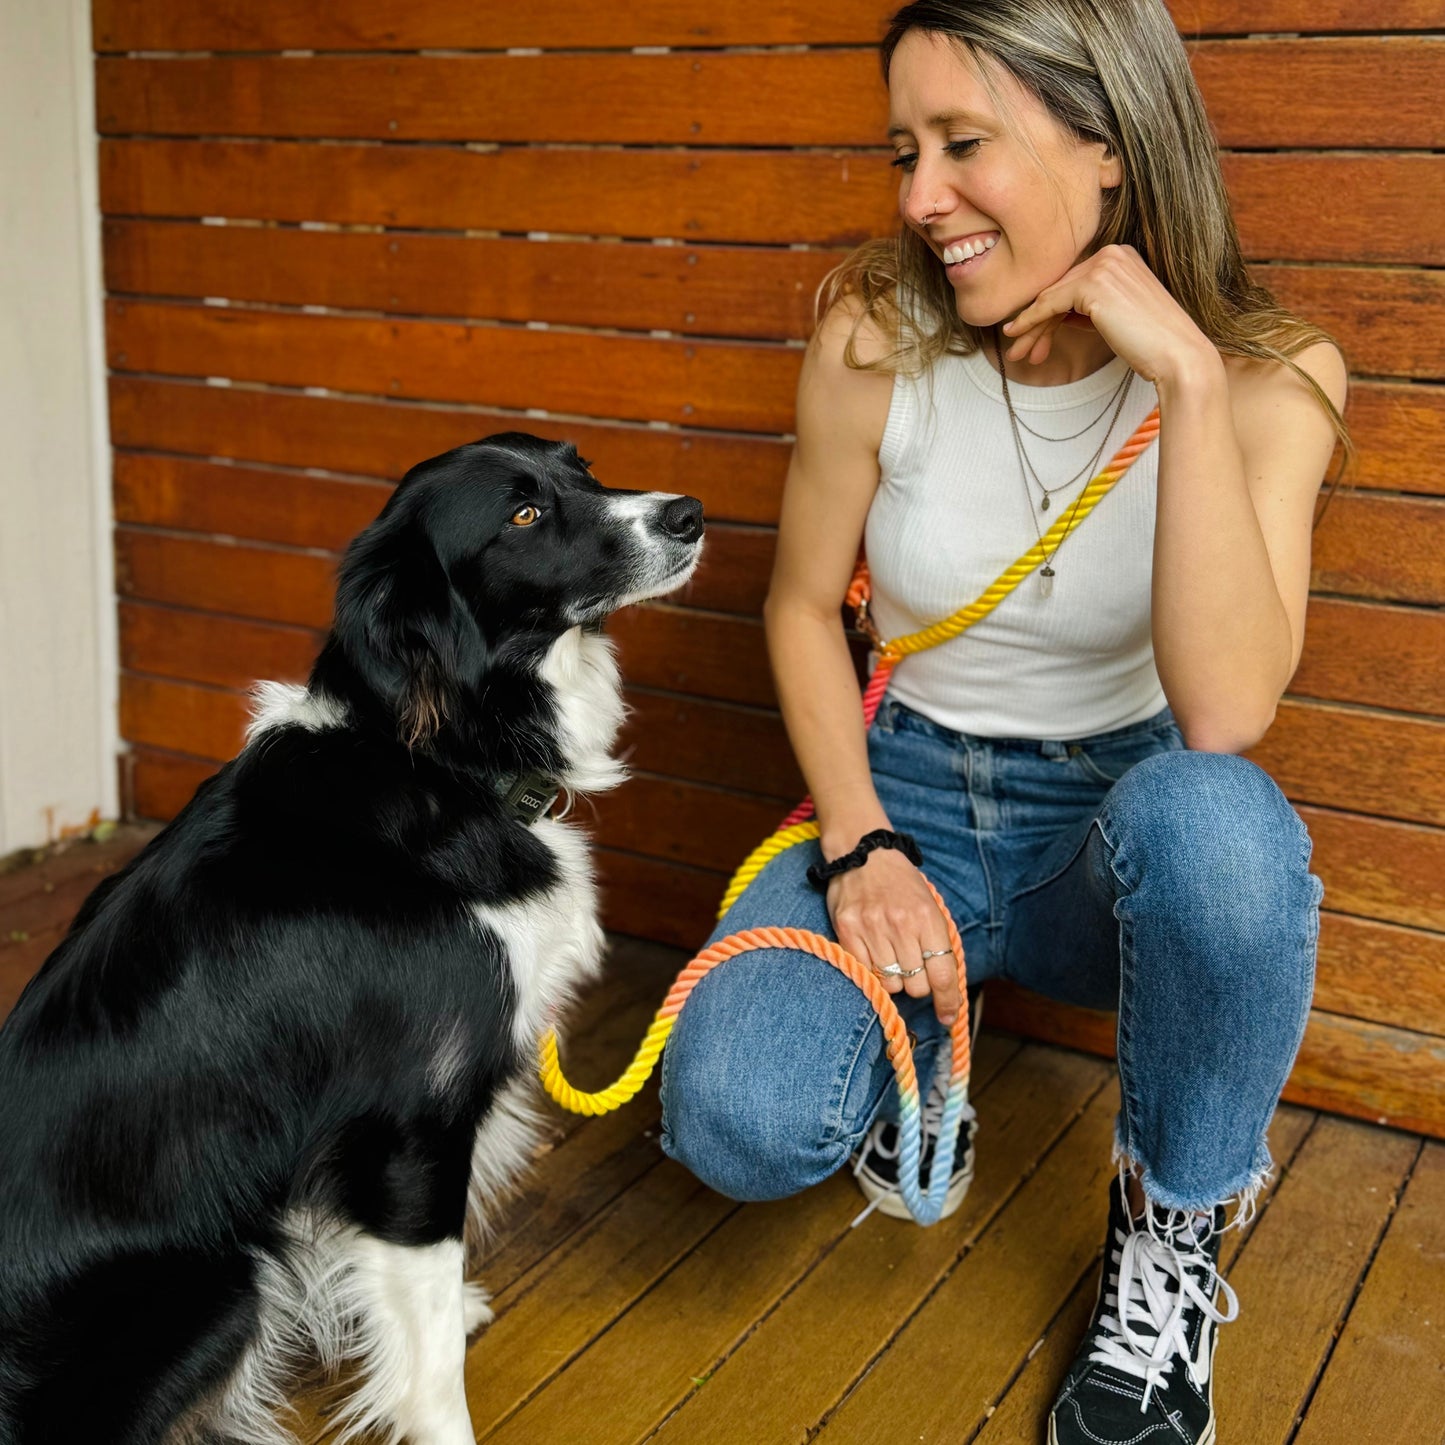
[659,496,704,543]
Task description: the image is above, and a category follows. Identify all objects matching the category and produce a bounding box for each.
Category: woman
[659,2,1346,1441]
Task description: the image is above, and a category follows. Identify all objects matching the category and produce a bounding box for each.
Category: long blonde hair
[822,0,1351,515]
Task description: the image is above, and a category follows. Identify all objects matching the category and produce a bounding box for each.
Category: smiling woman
[657,4,1349,1444]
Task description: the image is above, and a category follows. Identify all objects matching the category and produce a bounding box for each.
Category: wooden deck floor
[3,837,1441,1442]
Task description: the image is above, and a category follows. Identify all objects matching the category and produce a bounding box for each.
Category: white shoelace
[1088,1206,1240,1412]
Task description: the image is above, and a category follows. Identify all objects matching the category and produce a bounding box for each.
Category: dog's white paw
[462,1280,494,1335]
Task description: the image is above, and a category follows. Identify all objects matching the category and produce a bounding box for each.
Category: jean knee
[1102,749,1322,985]
[659,947,888,1202]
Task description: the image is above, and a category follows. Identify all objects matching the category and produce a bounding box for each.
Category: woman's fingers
[925,946,962,1026]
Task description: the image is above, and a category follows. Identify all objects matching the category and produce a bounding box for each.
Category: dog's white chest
[471,821,605,1053]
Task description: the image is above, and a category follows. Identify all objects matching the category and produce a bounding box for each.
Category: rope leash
[537,408,1161,1225]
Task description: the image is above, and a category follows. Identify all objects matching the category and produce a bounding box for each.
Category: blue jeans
[659,695,1325,1214]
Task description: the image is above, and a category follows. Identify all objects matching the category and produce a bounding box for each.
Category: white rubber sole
[854,1157,976,1220]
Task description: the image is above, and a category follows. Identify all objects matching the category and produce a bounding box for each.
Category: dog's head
[321,432,703,756]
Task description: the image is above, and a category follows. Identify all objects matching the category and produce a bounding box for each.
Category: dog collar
[495,769,562,824]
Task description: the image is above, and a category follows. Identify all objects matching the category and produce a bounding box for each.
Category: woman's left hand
[1001,243,1218,388]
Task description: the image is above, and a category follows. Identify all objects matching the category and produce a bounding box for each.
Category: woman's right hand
[823,846,961,1027]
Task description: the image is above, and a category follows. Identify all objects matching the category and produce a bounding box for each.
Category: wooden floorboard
[1,858,1439,1442]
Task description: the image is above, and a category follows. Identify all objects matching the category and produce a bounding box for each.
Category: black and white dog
[0,434,704,1444]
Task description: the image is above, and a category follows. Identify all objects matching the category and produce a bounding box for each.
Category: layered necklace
[993,326,1134,598]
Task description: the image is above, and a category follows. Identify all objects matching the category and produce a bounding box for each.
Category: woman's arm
[764,295,962,1025]
[764,297,895,858]
[1148,342,1347,752]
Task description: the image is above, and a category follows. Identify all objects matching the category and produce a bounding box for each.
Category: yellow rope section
[538,1013,675,1116]
[715,822,820,919]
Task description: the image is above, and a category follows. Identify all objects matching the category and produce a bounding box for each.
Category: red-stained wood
[1259,264,1445,381]
[1245,699,1445,829]
[90,0,1445,51]
[1291,596,1445,716]
[103,221,833,342]
[99,141,1445,270]
[96,43,1444,149]
[105,298,804,433]
[99,139,900,249]
[94,52,890,146]
[113,454,393,550]
[1309,492,1445,605]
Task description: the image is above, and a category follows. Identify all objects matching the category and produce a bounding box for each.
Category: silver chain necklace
[999,344,1134,512]
[994,327,1134,597]
[1010,364,1131,445]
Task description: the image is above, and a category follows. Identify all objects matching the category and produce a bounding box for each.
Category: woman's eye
[891,139,980,172]
[510,505,541,527]
[890,152,918,172]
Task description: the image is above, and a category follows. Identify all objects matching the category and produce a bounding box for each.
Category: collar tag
[503,771,561,823]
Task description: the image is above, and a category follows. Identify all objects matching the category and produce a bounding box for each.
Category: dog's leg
[335,1235,474,1445]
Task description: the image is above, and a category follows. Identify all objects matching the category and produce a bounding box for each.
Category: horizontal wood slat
[95,43,1445,149]
[1260,265,1445,381]
[1291,597,1445,716]
[113,453,391,549]
[1315,911,1445,1039]
[104,221,1445,376]
[983,984,1445,1138]
[98,140,899,248]
[109,384,792,522]
[102,221,831,342]
[106,299,803,432]
[114,451,1444,608]
[1246,700,1445,827]
[99,141,1444,267]
[94,52,888,146]
[1309,492,1445,605]
[91,0,1445,51]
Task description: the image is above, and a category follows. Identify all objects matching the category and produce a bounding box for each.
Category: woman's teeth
[943,235,998,265]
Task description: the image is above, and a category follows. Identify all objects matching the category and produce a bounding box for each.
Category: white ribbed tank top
[864,342,1166,740]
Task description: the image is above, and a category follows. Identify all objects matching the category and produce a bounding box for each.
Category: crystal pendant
[1040,495,1050,511]
[1039,565,1055,598]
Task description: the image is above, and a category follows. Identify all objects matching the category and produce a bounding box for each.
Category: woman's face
[887,29,1121,329]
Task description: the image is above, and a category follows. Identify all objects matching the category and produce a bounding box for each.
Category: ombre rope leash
[539,408,1161,1225]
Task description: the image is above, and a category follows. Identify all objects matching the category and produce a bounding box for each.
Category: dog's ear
[332,499,489,748]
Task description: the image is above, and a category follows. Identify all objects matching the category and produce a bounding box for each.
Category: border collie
[0,434,704,1444]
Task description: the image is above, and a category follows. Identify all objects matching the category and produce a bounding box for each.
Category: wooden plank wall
[94,2,1445,1135]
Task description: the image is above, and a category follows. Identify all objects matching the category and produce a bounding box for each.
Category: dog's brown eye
[510,505,541,527]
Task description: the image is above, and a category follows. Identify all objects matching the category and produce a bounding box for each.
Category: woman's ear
[1100,143,1123,190]
[333,503,489,749]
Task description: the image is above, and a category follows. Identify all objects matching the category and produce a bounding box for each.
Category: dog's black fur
[0,434,703,1444]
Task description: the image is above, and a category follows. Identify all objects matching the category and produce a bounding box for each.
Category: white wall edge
[70,0,120,822]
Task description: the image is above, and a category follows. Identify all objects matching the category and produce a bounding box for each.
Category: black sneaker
[1049,1171,1239,1445]
[850,987,983,1222]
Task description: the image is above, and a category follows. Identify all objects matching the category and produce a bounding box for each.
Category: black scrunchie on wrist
[806,828,923,890]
